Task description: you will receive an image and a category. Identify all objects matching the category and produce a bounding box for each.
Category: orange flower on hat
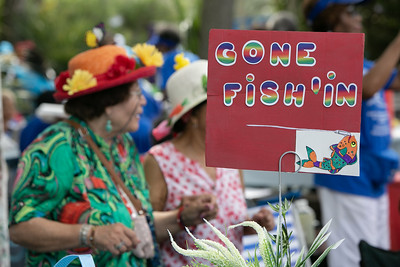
[63,69,97,95]
[132,43,163,67]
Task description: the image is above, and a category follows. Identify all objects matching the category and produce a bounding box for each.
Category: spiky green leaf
[310,239,344,267]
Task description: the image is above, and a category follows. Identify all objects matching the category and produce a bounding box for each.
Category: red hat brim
[53,65,156,102]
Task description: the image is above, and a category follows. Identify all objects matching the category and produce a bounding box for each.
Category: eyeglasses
[346,5,360,17]
[130,90,143,99]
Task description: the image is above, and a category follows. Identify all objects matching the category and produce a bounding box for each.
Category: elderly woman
[8,44,215,267]
[144,59,275,267]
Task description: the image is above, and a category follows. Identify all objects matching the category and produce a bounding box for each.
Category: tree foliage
[0,0,398,73]
[235,0,400,61]
[276,0,400,61]
[359,0,400,60]
[0,0,198,73]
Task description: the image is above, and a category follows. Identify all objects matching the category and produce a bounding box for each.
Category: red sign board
[206,29,364,173]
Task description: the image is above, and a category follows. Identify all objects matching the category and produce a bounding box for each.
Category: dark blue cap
[307,0,366,22]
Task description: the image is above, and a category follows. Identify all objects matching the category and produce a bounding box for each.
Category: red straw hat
[54,44,162,101]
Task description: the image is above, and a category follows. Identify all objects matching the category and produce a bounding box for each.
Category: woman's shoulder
[25,120,74,150]
[148,141,174,155]
[18,120,77,179]
[218,167,241,177]
[40,120,73,136]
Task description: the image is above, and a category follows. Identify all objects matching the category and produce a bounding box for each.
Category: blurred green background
[0,0,399,73]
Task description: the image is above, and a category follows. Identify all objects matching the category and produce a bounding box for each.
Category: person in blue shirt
[303,0,400,266]
[12,46,54,96]
[19,91,57,152]
[148,28,199,94]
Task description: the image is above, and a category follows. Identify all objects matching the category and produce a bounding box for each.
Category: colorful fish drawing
[297,135,358,174]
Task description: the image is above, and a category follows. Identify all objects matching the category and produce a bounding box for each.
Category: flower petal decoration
[85,22,105,48]
[202,74,208,92]
[104,55,136,79]
[169,98,188,119]
[62,69,98,96]
[85,31,98,48]
[152,120,172,141]
[55,71,70,92]
[174,53,190,71]
[132,43,163,67]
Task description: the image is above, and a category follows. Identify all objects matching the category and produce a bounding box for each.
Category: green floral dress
[9,117,162,267]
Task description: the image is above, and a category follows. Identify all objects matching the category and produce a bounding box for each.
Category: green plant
[168,199,344,267]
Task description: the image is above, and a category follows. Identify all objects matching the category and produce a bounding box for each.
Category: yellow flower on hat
[132,43,163,67]
[173,53,190,71]
[85,31,98,48]
[63,69,97,95]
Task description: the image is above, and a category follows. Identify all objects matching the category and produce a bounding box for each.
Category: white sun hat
[166,59,208,127]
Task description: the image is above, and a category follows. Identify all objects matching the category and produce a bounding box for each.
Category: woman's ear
[104,106,113,117]
[190,116,199,129]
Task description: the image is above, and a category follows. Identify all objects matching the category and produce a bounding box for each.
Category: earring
[106,119,112,132]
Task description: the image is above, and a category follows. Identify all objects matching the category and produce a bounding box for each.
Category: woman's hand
[180,193,218,226]
[250,207,275,231]
[92,223,140,256]
[153,194,219,242]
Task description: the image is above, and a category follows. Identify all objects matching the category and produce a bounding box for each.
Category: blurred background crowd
[0,0,400,266]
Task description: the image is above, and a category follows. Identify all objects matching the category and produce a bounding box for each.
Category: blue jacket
[314,59,399,197]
